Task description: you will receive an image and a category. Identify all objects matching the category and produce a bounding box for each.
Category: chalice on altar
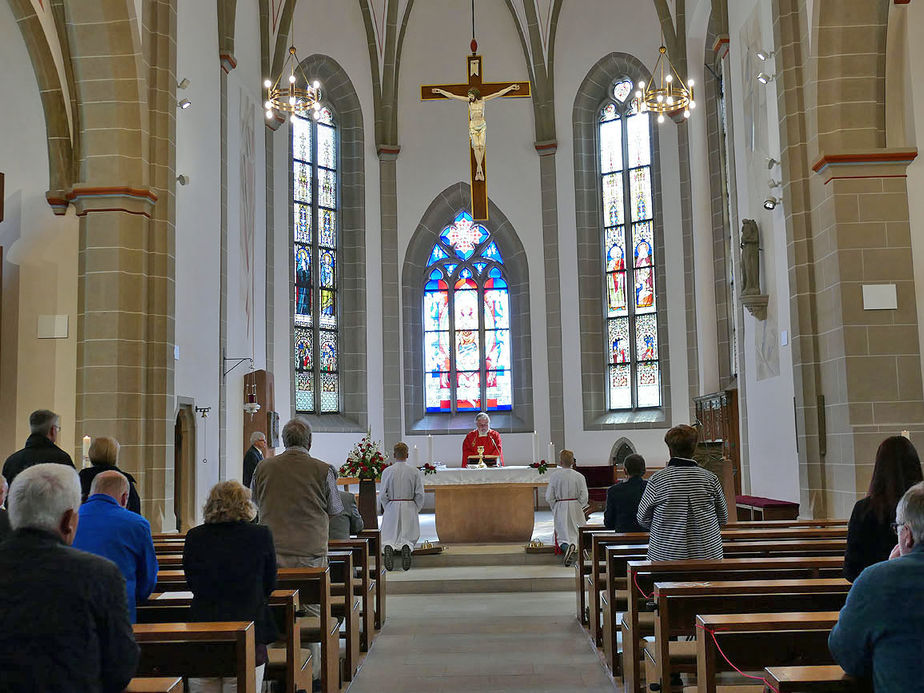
[475,445,487,468]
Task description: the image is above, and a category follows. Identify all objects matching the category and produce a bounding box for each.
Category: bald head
[90,470,130,508]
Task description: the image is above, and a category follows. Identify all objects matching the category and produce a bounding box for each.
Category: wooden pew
[359,529,386,629]
[327,550,361,681]
[329,538,376,651]
[137,590,311,693]
[764,666,871,692]
[276,567,342,693]
[695,612,840,693]
[588,527,846,646]
[133,622,256,693]
[649,579,850,692]
[619,556,844,693]
[124,678,183,692]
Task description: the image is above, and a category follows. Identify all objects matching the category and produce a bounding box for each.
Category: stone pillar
[378,145,401,449]
[809,151,923,518]
[535,141,565,451]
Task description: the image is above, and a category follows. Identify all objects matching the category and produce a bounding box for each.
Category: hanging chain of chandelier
[633,45,695,123]
[264,46,323,123]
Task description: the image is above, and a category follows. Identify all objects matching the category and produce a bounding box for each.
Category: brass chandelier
[264,46,322,123]
[634,45,695,123]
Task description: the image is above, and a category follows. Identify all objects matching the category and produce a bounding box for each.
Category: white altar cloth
[423,465,548,486]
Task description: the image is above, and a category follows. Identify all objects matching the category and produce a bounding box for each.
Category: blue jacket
[73,494,159,623]
[828,542,924,691]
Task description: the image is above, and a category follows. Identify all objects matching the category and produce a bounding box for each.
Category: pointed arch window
[423,211,512,414]
[599,79,661,410]
[292,106,340,414]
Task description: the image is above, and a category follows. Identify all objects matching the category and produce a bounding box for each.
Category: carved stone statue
[740,219,761,296]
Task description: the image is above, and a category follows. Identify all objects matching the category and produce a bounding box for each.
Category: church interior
[1,0,922,691]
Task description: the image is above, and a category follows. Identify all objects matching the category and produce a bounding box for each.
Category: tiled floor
[346,592,617,692]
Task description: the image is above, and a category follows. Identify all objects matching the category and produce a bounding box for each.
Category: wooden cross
[421,54,530,220]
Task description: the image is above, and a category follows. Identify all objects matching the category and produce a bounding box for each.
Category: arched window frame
[402,183,533,435]
[287,55,367,433]
[598,78,661,411]
[572,53,671,430]
[423,211,513,415]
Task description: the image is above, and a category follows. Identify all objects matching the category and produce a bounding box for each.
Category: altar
[424,466,548,543]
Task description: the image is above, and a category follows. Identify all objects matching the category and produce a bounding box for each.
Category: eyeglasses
[891,521,906,535]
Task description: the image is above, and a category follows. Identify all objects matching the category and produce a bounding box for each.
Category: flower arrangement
[418,462,437,476]
[529,460,550,475]
[339,431,389,480]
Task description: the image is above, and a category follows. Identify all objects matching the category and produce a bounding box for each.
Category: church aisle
[346,592,617,692]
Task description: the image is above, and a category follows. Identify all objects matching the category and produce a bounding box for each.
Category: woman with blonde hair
[78,436,141,513]
[184,481,278,692]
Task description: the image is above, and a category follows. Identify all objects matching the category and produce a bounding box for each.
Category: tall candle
[413,445,419,465]
[82,435,91,466]
[902,430,911,439]
[548,442,555,464]
[428,434,433,464]
[532,431,537,465]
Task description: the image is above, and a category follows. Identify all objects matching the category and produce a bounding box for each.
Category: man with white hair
[2,409,74,485]
[829,481,924,691]
[243,430,268,489]
[461,412,504,467]
[0,463,139,691]
[73,469,159,623]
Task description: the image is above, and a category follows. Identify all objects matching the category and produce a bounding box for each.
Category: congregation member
[461,412,504,466]
[0,476,9,542]
[545,450,589,567]
[2,409,74,485]
[604,452,648,533]
[79,435,142,513]
[636,424,727,561]
[184,481,278,693]
[843,435,923,582]
[73,470,159,623]
[251,416,343,567]
[829,481,924,691]
[329,489,364,540]
[0,464,138,691]
[242,430,268,489]
[379,442,425,571]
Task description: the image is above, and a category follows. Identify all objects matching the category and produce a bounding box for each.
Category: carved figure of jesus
[431,84,520,181]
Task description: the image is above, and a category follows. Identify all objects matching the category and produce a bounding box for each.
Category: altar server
[379,442,425,571]
[545,450,589,567]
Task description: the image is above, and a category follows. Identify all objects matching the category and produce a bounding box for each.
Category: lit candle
[532,431,537,465]
[413,444,419,465]
[902,430,911,439]
[548,442,554,464]
[428,434,433,464]
[82,435,91,465]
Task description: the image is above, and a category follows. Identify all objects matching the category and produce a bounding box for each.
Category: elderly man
[73,470,159,623]
[329,489,364,541]
[252,417,343,567]
[545,450,589,566]
[0,476,9,542]
[243,430,269,489]
[2,409,74,485]
[829,481,924,690]
[379,442,425,571]
[636,424,727,561]
[461,412,504,466]
[0,464,138,691]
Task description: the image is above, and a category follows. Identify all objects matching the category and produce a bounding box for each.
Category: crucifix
[421,45,530,220]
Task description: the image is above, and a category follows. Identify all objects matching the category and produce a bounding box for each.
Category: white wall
[0,0,78,460]
[726,0,799,501]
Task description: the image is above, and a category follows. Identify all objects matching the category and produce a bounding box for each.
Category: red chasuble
[461,429,504,467]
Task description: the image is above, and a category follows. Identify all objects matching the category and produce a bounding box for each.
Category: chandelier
[263,46,322,123]
[634,45,695,124]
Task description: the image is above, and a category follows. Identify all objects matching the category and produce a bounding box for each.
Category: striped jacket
[636,458,728,561]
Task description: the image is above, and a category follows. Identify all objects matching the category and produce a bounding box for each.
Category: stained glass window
[292,105,340,414]
[599,79,661,409]
[424,212,512,413]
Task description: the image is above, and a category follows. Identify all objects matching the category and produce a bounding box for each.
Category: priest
[461,412,504,467]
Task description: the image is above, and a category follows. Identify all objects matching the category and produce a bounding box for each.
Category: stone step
[384,564,574,594]
[410,543,563,568]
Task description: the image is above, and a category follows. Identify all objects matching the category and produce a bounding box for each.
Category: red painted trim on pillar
[811,150,918,172]
[220,53,238,72]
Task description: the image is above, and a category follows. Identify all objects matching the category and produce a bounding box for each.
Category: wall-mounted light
[756,49,775,62]
[768,178,782,189]
[176,174,190,186]
[766,157,780,169]
[763,196,782,210]
[757,72,775,85]
[178,98,192,110]
[177,77,190,90]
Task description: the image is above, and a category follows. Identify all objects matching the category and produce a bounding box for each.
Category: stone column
[378,145,401,449]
